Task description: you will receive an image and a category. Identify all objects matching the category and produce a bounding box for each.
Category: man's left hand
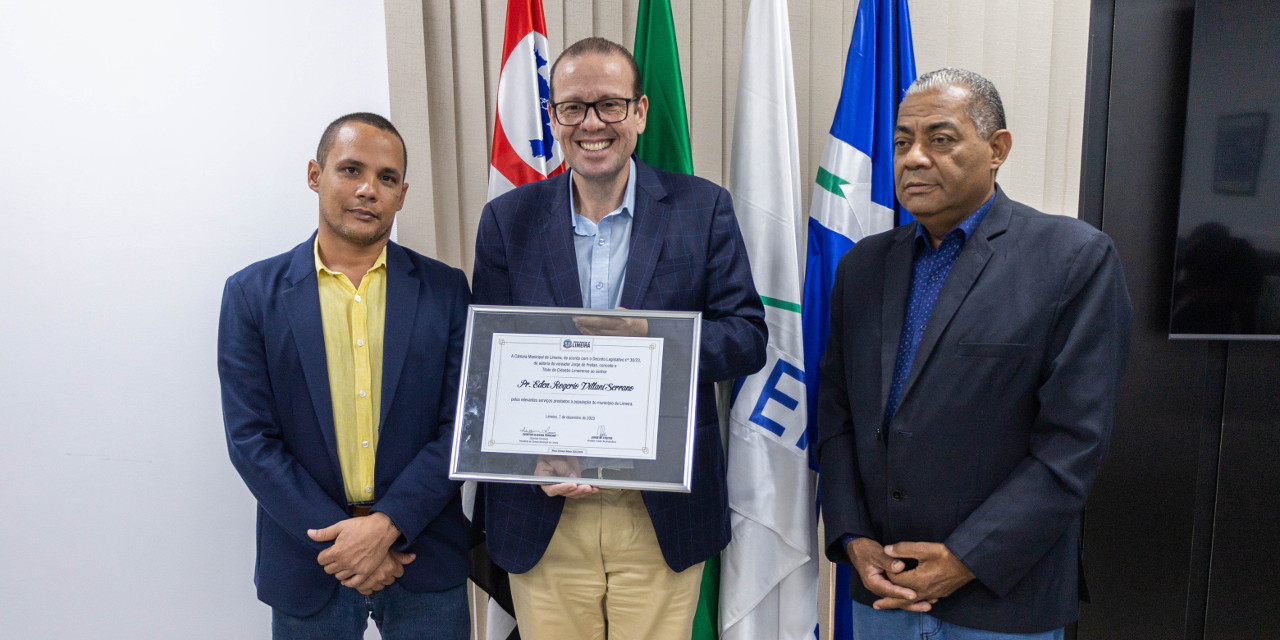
[346,549,416,595]
[882,542,975,601]
[572,307,648,337]
[309,512,403,582]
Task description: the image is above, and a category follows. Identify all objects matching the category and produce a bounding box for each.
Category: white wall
[0,2,389,637]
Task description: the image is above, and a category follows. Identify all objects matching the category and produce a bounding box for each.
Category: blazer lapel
[379,242,419,430]
[897,192,1010,407]
[281,238,342,479]
[537,175,584,307]
[620,162,669,309]
[880,227,915,415]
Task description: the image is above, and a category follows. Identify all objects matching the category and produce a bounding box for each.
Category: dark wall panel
[1204,342,1280,639]
[1081,0,1280,638]
[1077,1,1208,638]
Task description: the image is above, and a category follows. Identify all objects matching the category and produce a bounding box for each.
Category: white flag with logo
[722,0,818,638]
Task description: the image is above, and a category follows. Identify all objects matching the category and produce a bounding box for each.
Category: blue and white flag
[803,0,915,636]
[724,1,817,639]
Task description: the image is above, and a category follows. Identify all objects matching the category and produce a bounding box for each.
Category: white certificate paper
[480,333,664,459]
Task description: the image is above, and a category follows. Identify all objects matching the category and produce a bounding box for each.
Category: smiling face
[893,85,1011,241]
[549,51,647,190]
[308,122,408,250]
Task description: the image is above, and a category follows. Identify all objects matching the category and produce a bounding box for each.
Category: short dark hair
[905,68,1007,139]
[315,112,407,171]
[549,37,642,103]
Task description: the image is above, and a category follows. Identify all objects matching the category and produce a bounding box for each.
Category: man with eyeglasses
[472,36,767,639]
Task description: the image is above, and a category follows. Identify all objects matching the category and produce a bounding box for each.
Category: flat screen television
[1169,0,1280,339]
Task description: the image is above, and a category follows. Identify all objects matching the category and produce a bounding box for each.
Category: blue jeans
[850,601,1064,640]
[272,582,468,640]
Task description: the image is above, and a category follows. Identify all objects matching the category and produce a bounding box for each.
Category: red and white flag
[488,0,562,200]
[472,6,560,639]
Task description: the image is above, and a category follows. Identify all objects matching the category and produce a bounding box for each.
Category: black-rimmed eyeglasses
[550,97,640,126]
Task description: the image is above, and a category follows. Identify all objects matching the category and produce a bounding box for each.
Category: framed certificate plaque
[448,305,702,492]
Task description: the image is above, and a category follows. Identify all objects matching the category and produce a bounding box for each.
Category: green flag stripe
[761,295,802,313]
[635,0,694,174]
[816,166,849,198]
[635,3,713,638]
[692,554,720,638]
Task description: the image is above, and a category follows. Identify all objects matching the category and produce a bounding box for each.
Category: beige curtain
[384,0,1089,273]
[383,1,1089,638]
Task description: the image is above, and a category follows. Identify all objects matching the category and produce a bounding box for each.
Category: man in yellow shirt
[218,113,471,639]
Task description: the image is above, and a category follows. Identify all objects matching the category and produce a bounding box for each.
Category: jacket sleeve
[817,255,877,563]
[371,268,471,549]
[943,233,1133,597]
[218,275,348,552]
[696,187,768,382]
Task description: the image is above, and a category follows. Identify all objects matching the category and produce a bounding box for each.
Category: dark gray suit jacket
[817,187,1132,633]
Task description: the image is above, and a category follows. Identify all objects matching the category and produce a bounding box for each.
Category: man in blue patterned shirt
[817,69,1132,638]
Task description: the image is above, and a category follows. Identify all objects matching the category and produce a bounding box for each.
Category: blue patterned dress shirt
[883,194,996,429]
[838,194,996,552]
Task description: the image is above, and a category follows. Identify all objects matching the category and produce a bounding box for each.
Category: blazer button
[891,490,903,501]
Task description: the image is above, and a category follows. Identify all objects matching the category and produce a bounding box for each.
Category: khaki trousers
[508,489,704,640]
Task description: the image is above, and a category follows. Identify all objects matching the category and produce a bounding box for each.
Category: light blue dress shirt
[568,158,636,473]
[570,158,636,310]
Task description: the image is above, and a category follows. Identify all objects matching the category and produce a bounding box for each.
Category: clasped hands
[845,537,975,612]
[308,512,411,595]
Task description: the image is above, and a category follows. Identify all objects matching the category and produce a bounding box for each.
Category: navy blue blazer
[816,188,1132,633]
[218,236,471,617]
[472,160,768,573]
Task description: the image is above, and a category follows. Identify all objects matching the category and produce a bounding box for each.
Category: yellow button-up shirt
[314,240,387,504]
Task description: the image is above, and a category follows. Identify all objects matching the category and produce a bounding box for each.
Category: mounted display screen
[1169,0,1280,339]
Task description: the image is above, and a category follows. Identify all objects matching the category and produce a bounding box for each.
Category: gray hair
[905,68,1006,139]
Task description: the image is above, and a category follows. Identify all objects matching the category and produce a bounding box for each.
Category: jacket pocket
[956,341,1027,358]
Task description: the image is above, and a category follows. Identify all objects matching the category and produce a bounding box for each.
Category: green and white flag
[633,3,719,638]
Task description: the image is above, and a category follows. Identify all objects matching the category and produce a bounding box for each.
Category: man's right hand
[534,455,599,499]
[846,537,935,612]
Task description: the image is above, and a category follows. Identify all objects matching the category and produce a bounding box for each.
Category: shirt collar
[913,192,996,252]
[314,237,388,276]
[570,158,637,236]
